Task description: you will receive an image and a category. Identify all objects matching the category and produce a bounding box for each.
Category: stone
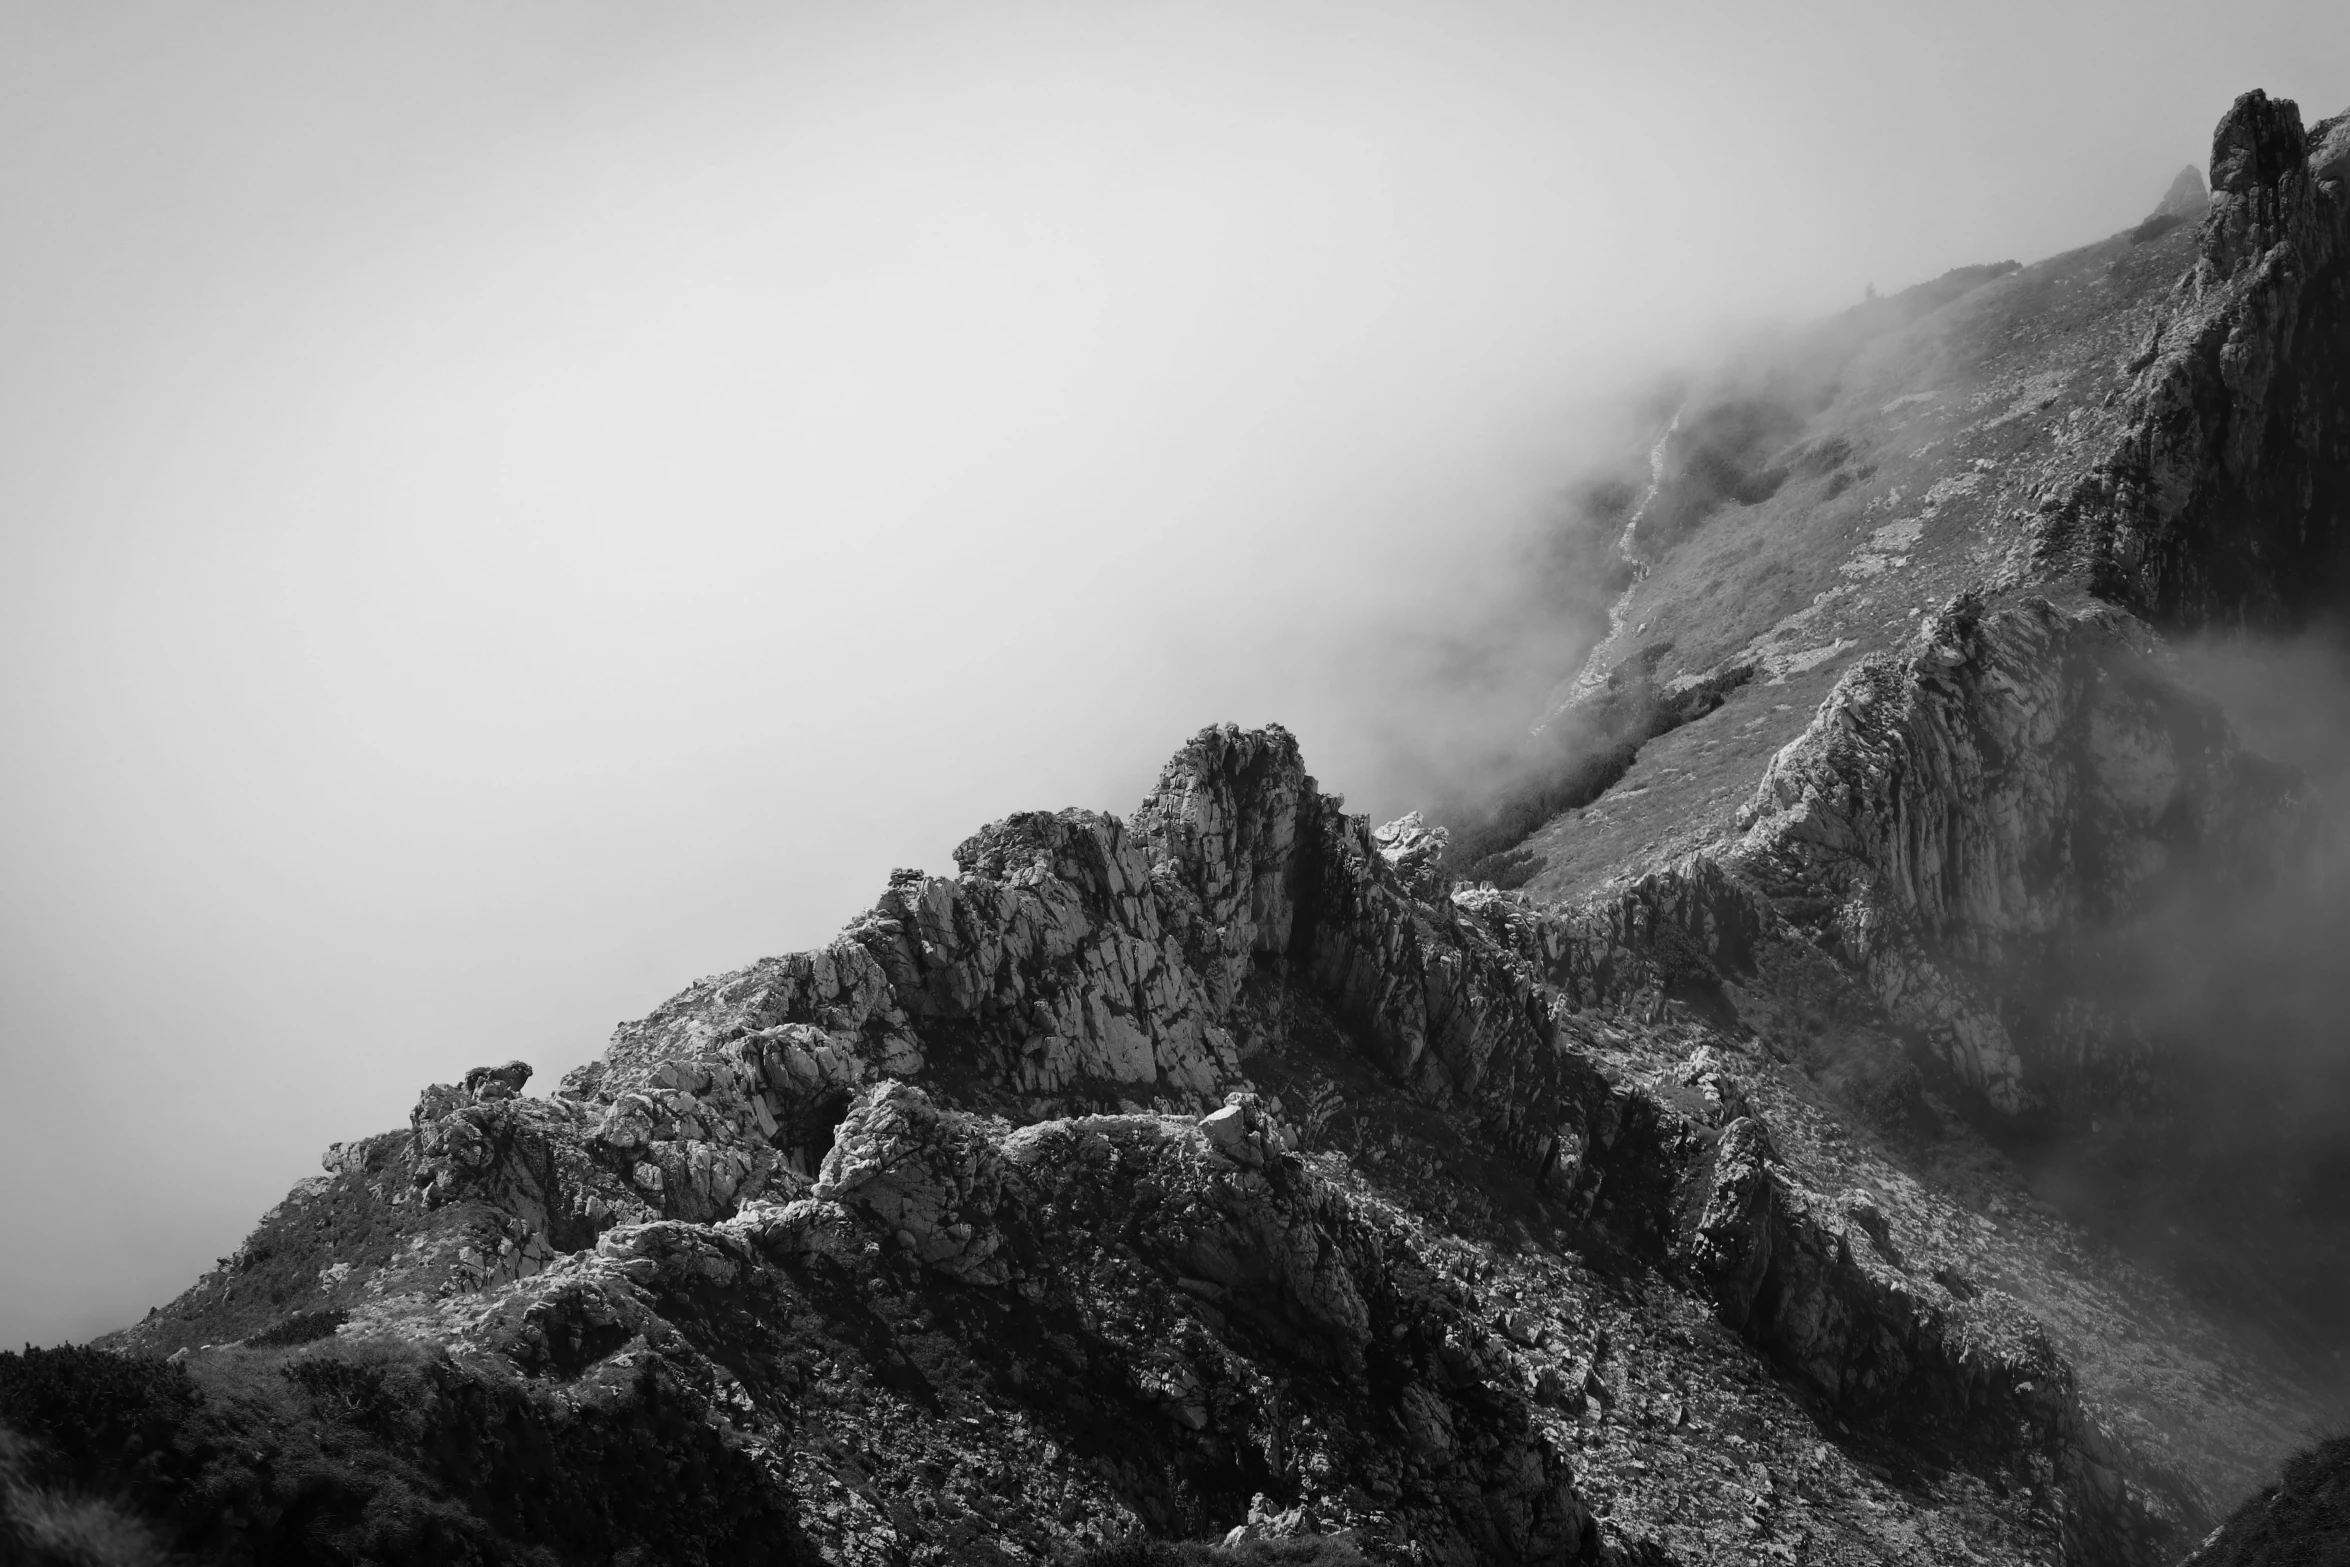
[1199,1103,1249,1152]
[1371,811,1451,899]
[463,1059,533,1099]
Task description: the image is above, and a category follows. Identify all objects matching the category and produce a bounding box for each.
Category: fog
[2014,628,2350,1359]
[4,2,2348,1346]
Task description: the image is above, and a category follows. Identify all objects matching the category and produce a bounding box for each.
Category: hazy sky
[2,2,2344,1347]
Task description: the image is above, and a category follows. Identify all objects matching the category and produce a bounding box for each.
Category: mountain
[7,87,2350,1567]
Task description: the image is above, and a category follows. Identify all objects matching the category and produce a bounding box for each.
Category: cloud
[2015,627,2350,1348]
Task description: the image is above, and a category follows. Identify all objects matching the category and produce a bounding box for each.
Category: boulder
[463,1060,533,1099]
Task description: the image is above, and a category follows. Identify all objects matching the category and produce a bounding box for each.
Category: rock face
[8,87,2350,1567]
[1720,592,2294,1112]
[2052,91,2350,625]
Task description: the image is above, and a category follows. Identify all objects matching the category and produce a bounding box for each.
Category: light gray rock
[2151,163,2209,219]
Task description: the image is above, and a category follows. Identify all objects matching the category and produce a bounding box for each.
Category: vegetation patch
[0,1340,798,1566]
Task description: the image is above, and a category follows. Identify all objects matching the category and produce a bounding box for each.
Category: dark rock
[2210,89,2307,196]
[462,1058,533,1098]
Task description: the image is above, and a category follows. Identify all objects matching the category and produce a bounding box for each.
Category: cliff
[7,88,2349,1567]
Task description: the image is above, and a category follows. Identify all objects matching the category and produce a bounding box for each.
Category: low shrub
[0,1425,166,1567]
[2190,1432,2350,1566]
[0,1338,796,1566]
[245,1309,350,1349]
[1072,1534,1371,1567]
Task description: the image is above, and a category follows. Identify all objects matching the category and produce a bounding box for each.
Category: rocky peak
[1368,811,1449,900]
[2150,162,2208,219]
[1127,721,1317,958]
[2201,89,2335,281]
[2210,88,2307,195]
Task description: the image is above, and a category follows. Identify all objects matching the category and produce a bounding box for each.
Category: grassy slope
[2182,1434,2350,1567]
[1499,218,2203,905]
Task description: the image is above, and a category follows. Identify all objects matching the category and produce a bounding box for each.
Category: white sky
[3,1,2345,1345]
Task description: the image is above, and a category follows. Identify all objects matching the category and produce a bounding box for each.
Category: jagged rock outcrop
[84,714,2238,1564]
[2046,89,2350,622]
[800,1082,1596,1560]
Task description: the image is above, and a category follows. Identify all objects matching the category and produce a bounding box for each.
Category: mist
[2008,628,2350,1362]
[4,2,2348,1347]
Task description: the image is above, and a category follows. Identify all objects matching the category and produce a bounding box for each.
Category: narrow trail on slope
[1534,401,1683,732]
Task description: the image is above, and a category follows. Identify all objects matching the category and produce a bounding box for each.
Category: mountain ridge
[8,86,2350,1567]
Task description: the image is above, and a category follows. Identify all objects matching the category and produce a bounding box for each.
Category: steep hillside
[9,88,2349,1567]
[2178,1434,2350,1567]
[1475,87,2350,1354]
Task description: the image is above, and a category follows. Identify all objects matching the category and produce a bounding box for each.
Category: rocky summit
[7,88,2350,1567]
